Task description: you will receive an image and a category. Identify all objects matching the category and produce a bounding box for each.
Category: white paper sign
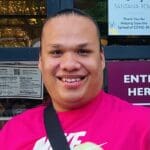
[0,62,43,99]
[108,0,150,35]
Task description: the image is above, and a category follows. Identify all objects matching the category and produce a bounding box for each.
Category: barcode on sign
[14,69,20,75]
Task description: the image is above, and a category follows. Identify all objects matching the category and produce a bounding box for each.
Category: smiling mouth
[57,76,86,83]
[56,75,86,89]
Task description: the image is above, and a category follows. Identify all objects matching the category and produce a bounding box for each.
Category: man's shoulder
[1,104,46,131]
[0,105,47,147]
[102,91,133,109]
[103,91,150,111]
[102,91,150,121]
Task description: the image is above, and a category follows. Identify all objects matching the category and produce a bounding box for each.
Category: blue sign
[108,0,150,35]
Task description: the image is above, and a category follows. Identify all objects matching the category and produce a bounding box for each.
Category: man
[0,9,150,150]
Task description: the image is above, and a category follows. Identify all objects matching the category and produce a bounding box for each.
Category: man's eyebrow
[76,43,88,48]
[47,44,61,48]
[47,43,89,48]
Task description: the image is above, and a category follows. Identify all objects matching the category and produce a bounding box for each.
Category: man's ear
[38,56,42,71]
[100,48,105,70]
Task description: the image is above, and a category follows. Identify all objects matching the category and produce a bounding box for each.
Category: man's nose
[60,53,81,71]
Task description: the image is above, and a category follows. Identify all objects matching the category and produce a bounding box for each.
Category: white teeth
[62,78,80,83]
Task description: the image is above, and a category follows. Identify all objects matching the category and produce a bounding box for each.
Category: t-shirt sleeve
[0,120,14,149]
[139,109,150,150]
[141,129,150,150]
[0,117,26,149]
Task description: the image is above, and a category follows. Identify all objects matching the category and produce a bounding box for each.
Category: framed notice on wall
[108,0,150,36]
[0,61,43,99]
[107,61,150,106]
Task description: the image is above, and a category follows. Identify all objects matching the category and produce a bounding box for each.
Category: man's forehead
[41,14,100,48]
[44,14,96,30]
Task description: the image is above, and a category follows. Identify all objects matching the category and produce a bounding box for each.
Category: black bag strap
[44,104,70,150]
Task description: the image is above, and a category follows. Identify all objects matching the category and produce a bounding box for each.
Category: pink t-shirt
[0,90,150,150]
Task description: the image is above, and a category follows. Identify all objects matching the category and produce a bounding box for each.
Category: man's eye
[49,50,63,57]
[77,49,91,56]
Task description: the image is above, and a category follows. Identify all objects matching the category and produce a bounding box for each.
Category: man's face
[39,15,105,111]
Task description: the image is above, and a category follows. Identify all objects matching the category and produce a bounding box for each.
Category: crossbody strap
[44,104,70,150]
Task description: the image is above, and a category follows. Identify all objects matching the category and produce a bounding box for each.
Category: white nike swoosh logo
[99,142,108,147]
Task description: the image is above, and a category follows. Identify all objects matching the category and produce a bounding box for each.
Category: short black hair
[40,8,102,52]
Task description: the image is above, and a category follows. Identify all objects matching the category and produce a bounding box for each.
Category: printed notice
[108,0,150,35]
[0,62,43,99]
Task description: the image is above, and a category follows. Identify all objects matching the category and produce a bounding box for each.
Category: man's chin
[61,96,90,108]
